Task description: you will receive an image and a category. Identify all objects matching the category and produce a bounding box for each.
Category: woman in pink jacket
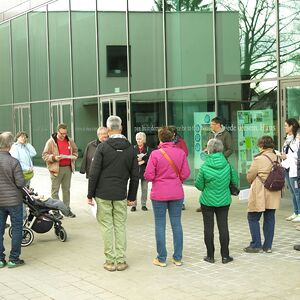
[144,127,190,267]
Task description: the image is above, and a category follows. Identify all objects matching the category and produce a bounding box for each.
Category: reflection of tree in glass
[154,0,212,12]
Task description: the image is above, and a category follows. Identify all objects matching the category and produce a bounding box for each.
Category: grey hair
[207,138,224,154]
[0,132,14,150]
[97,127,108,135]
[106,116,122,130]
[136,132,146,143]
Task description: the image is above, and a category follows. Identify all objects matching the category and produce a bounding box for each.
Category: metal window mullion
[9,19,16,133]
[26,12,31,102]
[212,0,217,115]
[95,0,100,126]
[68,0,74,98]
[46,4,51,100]
[162,0,168,125]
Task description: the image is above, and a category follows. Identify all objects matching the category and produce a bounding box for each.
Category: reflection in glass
[217,81,278,187]
[216,0,277,82]
[279,0,300,76]
[167,87,215,183]
[165,0,214,87]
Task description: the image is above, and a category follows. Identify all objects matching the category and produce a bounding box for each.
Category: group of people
[1,115,300,271]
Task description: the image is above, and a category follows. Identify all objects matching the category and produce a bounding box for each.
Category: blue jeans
[151,199,183,262]
[286,173,300,214]
[247,209,275,249]
[0,204,23,262]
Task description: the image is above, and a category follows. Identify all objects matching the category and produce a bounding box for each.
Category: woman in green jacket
[195,139,238,264]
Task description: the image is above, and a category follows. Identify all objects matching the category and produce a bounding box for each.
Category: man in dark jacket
[80,127,108,178]
[87,116,139,272]
[294,128,300,251]
[0,132,26,268]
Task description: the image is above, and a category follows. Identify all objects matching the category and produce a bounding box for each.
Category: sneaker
[153,258,167,267]
[203,256,215,263]
[286,213,297,221]
[141,206,148,211]
[182,204,186,211]
[263,248,272,253]
[0,260,7,268]
[243,246,263,253]
[67,211,76,218]
[292,215,300,222]
[103,261,116,272]
[296,225,300,231]
[5,223,10,229]
[196,207,202,212]
[131,207,136,212]
[7,259,25,268]
[53,212,63,220]
[116,262,128,271]
[172,258,182,266]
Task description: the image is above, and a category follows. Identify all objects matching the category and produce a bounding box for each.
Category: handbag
[23,170,34,181]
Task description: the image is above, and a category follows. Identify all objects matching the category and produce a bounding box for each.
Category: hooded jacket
[0,151,25,207]
[88,136,139,201]
[195,152,238,207]
[42,133,78,176]
[208,126,232,158]
[144,142,190,201]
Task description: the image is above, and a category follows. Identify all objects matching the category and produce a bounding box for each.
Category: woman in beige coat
[244,136,281,254]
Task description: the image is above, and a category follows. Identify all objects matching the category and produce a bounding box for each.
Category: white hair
[0,132,14,150]
[106,116,122,130]
[136,132,146,143]
[207,138,224,154]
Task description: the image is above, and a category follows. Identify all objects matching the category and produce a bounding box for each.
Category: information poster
[237,109,274,174]
[194,112,215,169]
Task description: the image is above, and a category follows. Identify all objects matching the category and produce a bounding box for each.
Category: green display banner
[237,109,274,174]
[194,112,215,170]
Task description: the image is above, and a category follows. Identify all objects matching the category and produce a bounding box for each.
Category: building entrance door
[50,101,74,138]
[13,104,31,139]
[99,96,130,140]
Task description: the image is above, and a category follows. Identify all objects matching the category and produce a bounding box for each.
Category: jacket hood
[106,137,131,150]
[205,152,228,169]
[212,125,226,136]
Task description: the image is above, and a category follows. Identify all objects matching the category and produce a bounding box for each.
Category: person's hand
[54,155,61,161]
[280,153,287,160]
[127,200,135,206]
[138,160,145,165]
[87,198,94,206]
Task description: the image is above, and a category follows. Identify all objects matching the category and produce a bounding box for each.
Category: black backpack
[257,154,285,191]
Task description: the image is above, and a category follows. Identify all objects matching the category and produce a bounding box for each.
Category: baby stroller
[8,187,67,247]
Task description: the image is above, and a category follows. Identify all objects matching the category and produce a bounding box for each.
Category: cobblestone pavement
[0,167,299,300]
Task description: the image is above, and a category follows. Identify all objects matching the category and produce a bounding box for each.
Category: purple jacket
[144,142,190,201]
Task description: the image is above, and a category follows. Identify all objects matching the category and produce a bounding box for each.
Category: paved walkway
[0,167,300,300]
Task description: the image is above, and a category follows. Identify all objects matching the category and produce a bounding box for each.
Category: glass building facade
[0,0,300,186]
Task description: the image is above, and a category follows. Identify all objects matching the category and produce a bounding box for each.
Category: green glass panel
[28,10,49,101]
[98,12,128,94]
[0,106,13,132]
[71,11,97,97]
[11,15,29,102]
[48,11,71,99]
[31,102,50,166]
[0,23,12,104]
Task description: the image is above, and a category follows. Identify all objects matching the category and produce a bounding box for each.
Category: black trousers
[201,204,230,258]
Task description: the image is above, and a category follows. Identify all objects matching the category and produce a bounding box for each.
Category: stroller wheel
[55,227,67,242]
[9,226,34,247]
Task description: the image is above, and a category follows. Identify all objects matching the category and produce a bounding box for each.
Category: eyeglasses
[58,131,67,136]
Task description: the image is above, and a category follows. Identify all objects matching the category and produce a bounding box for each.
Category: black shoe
[8,259,25,268]
[196,207,202,212]
[222,256,233,264]
[131,207,136,212]
[53,212,63,220]
[243,246,263,253]
[203,256,215,263]
[182,204,186,210]
[294,245,300,251]
[141,206,148,211]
